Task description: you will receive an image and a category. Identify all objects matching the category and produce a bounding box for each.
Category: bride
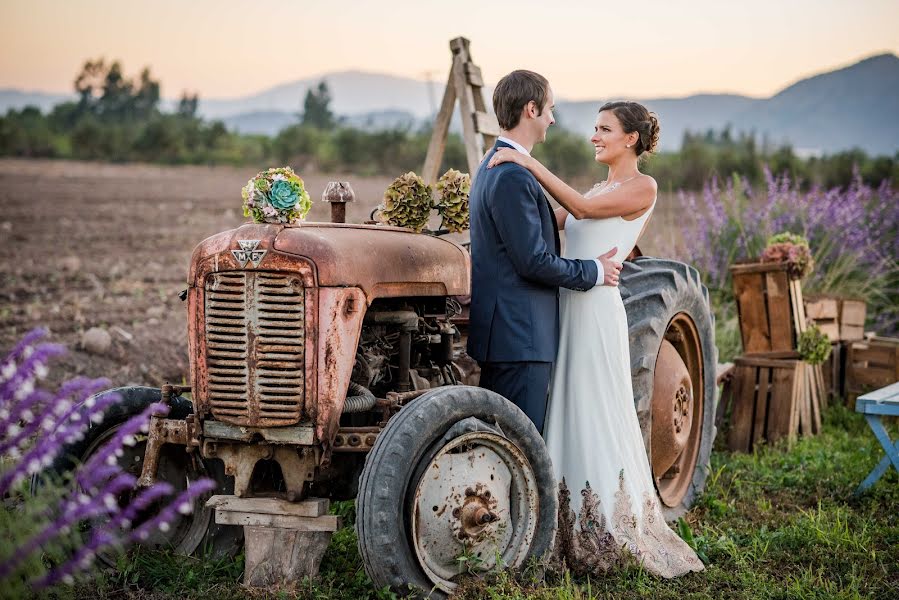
[488,101,704,578]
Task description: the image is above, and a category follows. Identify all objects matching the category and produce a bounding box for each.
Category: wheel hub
[411,431,538,592]
[650,314,705,508]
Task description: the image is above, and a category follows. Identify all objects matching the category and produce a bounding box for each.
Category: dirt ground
[0,158,679,389]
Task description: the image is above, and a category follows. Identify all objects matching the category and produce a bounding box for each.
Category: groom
[467,70,621,433]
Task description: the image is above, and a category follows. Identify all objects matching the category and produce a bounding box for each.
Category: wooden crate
[730,262,806,354]
[804,295,840,341]
[839,299,867,341]
[727,354,821,452]
[846,337,899,404]
[821,341,844,402]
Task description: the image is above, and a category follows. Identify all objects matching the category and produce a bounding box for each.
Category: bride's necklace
[600,174,639,189]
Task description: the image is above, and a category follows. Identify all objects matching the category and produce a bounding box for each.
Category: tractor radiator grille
[204,271,305,426]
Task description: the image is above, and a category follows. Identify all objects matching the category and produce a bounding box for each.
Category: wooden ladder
[422,37,500,183]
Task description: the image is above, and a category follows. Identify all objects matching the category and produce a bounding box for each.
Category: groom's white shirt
[497,136,604,286]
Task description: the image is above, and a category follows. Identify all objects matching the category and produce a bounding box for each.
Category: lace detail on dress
[554,472,705,578]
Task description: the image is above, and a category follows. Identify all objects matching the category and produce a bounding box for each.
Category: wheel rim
[410,431,539,593]
[651,312,704,507]
[81,425,213,562]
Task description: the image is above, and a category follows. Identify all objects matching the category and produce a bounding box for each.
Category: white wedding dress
[544,182,704,578]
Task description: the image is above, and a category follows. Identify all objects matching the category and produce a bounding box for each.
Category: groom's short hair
[493,70,549,131]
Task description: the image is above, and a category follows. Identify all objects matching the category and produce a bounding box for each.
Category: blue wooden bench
[855,381,899,493]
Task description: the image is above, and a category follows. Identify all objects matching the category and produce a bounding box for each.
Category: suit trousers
[478,361,553,434]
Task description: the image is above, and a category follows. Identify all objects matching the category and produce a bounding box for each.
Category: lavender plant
[677,170,898,359]
[0,329,215,597]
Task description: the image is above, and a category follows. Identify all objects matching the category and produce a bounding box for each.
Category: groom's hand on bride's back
[597,247,622,286]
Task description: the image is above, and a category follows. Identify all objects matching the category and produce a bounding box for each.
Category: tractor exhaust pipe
[323,181,355,224]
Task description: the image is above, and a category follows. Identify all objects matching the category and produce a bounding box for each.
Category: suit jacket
[467,140,599,362]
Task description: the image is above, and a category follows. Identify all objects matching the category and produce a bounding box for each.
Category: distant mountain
[554,95,764,152]
[3,54,896,155]
[729,53,899,156]
[0,89,73,113]
[200,70,439,120]
[222,110,298,136]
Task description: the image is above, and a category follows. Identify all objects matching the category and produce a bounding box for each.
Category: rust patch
[315,287,367,461]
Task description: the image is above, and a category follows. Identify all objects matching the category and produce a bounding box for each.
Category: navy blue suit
[467,140,599,432]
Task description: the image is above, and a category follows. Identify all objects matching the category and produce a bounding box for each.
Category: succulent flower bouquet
[378,169,471,234]
[435,169,471,233]
[761,232,815,279]
[378,172,434,232]
[242,167,312,224]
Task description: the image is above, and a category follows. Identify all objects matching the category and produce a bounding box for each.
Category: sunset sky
[2,0,897,101]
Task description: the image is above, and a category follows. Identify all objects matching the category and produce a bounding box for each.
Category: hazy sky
[2,0,897,100]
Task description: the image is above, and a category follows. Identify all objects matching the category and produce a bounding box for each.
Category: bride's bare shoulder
[636,173,658,192]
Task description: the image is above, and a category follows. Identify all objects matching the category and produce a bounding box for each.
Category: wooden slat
[207,495,328,518]
[850,368,898,388]
[766,271,793,351]
[840,300,867,325]
[816,323,840,341]
[733,272,771,353]
[728,365,757,452]
[421,69,458,185]
[767,361,798,444]
[812,364,824,432]
[797,362,812,436]
[465,63,484,87]
[735,356,797,369]
[791,362,805,433]
[451,53,484,176]
[216,512,340,531]
[850,345,898,365]
[730,262,790,275]
[841,325,865,341]
[805,297,839,320]
[474,111,501,136]
[752,367,771,448]
[789,278,807,336]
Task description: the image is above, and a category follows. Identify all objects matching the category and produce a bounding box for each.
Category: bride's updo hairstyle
[598,101,660,156]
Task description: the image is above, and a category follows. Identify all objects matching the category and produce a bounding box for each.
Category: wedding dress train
[544,182,704,578]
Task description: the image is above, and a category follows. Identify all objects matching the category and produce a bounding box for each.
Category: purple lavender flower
[1,330,215,593]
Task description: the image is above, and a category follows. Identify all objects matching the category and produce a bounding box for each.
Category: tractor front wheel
[356,385,555,598]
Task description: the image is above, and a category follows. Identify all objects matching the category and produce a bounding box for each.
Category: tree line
[1,60,896,190]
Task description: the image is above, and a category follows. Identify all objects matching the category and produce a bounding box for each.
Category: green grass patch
[60,405,899,599]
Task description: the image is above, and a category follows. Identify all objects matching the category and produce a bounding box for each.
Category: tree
[71,59,160,122]
[177,93,199,119]
[301,81,335,129]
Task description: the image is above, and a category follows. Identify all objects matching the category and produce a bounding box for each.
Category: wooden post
[207,495,340,588]
[421,37,500,184]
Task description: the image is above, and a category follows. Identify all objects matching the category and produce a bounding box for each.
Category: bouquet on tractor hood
[435,169,471,233]
[378,172,434,233]
[761,232,814,279]
[242,167,312,224]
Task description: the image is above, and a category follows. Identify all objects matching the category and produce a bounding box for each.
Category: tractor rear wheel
[621,257,718,519]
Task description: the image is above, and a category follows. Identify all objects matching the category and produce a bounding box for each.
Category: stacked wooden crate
[725,262,823,452]
[846,337,899,403]
[804,295,868,403]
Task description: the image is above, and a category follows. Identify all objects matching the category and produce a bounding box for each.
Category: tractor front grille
[204,271,305,426]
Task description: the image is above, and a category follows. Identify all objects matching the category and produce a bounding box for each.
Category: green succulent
[798,323,832,365]
[435,169,471,233]
[379,172,434,232]
[767,232,810,247]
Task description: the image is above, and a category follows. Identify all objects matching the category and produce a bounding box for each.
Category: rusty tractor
[47,192,716,597]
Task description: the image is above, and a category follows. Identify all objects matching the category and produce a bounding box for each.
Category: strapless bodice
[563,182,655,263]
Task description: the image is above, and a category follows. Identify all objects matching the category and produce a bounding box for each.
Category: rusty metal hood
[191,222,470,301]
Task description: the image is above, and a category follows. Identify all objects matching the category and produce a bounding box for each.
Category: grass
[55,404,899,600]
